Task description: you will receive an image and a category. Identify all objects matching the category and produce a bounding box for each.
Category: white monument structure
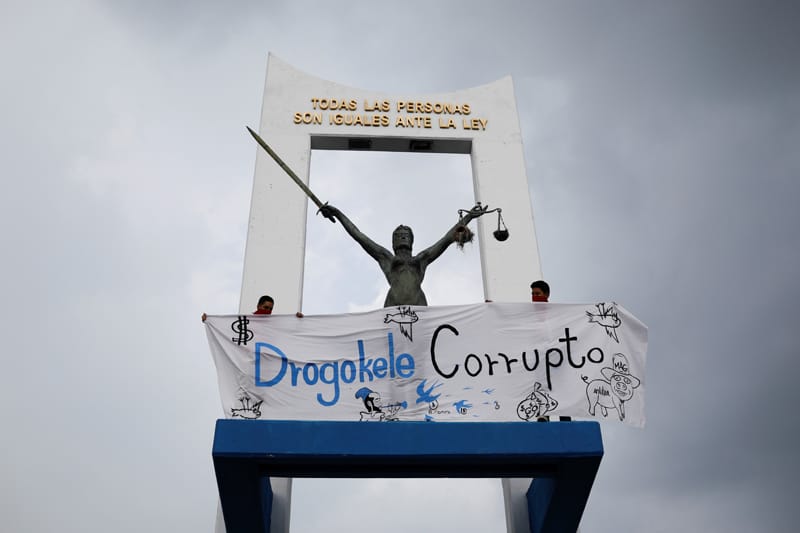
[233,53,545,533]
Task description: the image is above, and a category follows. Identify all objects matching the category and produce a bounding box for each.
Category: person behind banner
[253,295,275,315]
[201,294,303,322]
[530,280,571,422]
[530,280,550,302]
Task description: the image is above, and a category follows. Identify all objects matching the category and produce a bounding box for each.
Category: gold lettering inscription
[291,98,483,130]
[364,99,391,112]
[329,113,390,127]
[294,112,323,124]
[395,116,432,128]
[462,118,488,130]
[396,101,471,115]
[310,98,357,111]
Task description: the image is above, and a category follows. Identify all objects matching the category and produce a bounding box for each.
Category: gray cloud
[2,1,798,532]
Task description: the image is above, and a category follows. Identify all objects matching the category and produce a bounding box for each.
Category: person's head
[392,225,414,252]
[255,295,275,314]
[530,280,550,302]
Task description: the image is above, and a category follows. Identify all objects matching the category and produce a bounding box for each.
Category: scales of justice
[209,54,607,533]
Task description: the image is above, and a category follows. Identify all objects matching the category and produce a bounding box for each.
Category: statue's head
[392,225,414,252]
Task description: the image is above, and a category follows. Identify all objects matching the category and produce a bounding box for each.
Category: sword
[246,126,335,222]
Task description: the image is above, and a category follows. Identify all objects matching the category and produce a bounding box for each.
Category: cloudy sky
[2,1,799,532]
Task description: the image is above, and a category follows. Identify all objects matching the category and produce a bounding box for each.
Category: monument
[206,53,645,533]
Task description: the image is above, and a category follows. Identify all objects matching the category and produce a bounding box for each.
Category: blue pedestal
[212,420,603,533]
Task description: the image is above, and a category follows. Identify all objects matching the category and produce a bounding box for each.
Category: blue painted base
[212,420,603,533]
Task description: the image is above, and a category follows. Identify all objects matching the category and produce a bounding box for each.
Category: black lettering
[496,352,518,373]
[465,354,482,377]
[545,348,563,389]
[560,328,584,368]
[522,349,540,371]
[484,354,500,375]
[587,347,604,364]
[430,324,459,378]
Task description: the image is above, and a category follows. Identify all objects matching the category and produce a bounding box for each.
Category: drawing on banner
[480,388,501,412]
[419,380,451,420]
[231,316,254,346]
[384,306,419,341]
[231,389,263,419]
[516,382,559,421]
[581,353,641,421]
[454,399,473,415]
[355,387,407,421]
[586,302,622,342]
[425,398,453,420]
[383,401,408,420]
[416,379,442,407]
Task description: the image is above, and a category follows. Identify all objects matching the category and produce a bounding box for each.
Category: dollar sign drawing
[231,316,254,345]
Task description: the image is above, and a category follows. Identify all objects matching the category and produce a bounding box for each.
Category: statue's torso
[383,256,427,306]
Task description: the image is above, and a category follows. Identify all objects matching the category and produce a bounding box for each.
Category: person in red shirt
[253,295,275,314]
[201,294,302,321]
[530,280,550,302]
[530,280,571,421]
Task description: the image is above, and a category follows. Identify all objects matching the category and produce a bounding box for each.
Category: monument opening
[301,150,485,315]
[290,478,506,533]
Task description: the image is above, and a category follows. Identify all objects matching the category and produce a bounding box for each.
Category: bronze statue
[245,127,498,307]
[318,203,488,307]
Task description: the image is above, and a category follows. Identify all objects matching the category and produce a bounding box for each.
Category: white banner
[205,302,648,427]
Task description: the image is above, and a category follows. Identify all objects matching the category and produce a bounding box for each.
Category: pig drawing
[517,382,558,421]
[581,353,640,421]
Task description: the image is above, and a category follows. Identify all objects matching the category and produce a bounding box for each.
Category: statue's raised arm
[318,202,489,308]
[415,203,489,268]
[318,204,393,270]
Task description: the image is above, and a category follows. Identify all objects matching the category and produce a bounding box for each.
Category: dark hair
[529,280,550,296]
[257,295,275,306]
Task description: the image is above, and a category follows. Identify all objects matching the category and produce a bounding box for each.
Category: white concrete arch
[234,53,543,533]
[240,53,542,315]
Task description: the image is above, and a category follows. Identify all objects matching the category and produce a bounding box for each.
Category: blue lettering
[317,361,340,406]
[388,332,396,378]
[303,362,319,384]
[255,342,287,386]
[373,357,388,378]
[341,360,356,383]
[254,334,417,407]
[396,353,414,378]
[358,340,374,381]
[290,362,302,385]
